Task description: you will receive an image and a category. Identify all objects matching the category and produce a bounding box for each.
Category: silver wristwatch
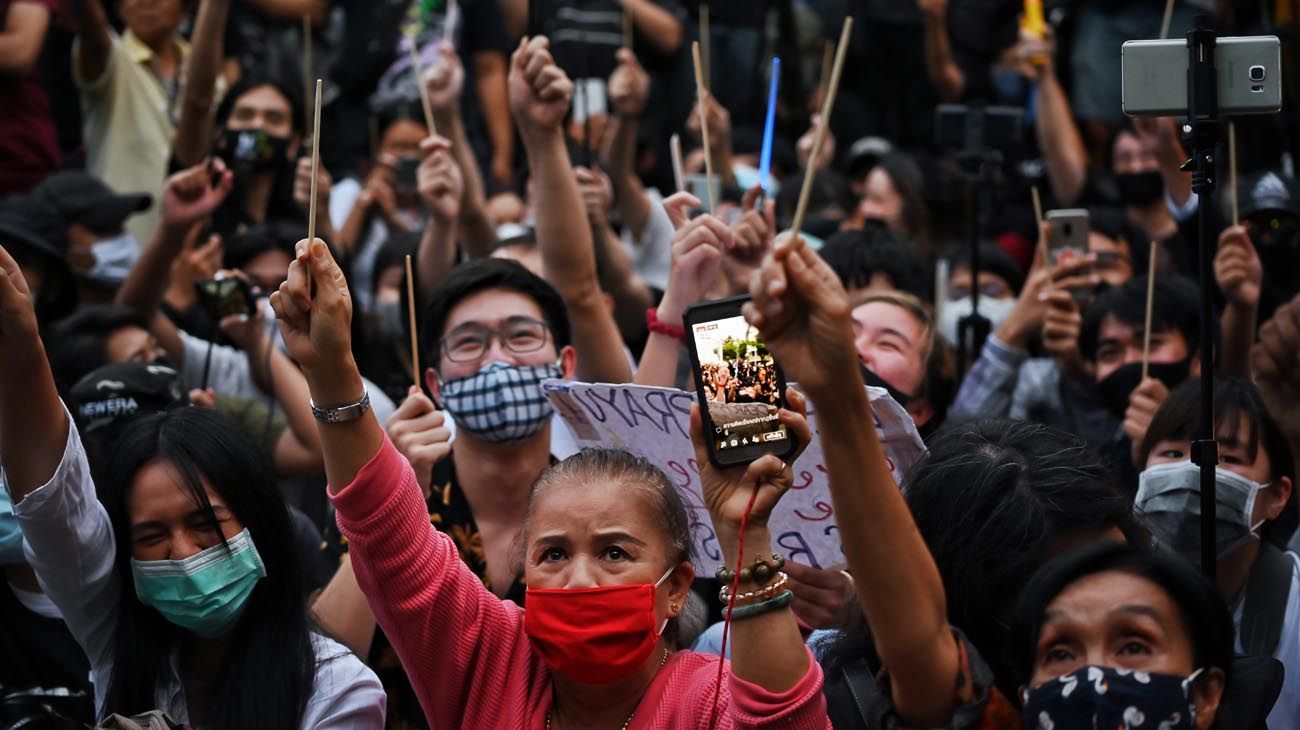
[310,391,371,423]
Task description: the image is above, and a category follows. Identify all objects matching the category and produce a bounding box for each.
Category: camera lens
[1250,65,1266,82]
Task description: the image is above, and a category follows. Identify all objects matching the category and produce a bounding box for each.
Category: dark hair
[1079,275,1206,364]
[1089,206,1150,276]
[419,258,572,364]
[872,152,932,258]
[521,448,693,642]
[776,169,853,228]
[820,226,931,301]
[825,420,1139,699]
[942,242,1026,296]
[374,101,427,145]
[45,305,152,388]
[215,72,305,137]
[1010,542,1234,690]
[222,219,302,273]
[369,230,422,296]
[1138,376,1298,546]
[97,408,317,729]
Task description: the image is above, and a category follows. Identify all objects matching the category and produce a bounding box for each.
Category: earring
[670,602,679,612]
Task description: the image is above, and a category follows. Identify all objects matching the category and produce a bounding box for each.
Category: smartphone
[1046,209,1091,304]
[683,296,797,468]
[684,174,719,213]
[1122,36,1282,117]
[394,155,420,195]
[195,276,255,319]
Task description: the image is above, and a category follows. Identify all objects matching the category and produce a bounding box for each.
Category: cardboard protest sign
[542,380,926,572]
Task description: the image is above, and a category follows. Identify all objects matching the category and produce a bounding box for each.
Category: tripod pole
[1185,16,1221,581]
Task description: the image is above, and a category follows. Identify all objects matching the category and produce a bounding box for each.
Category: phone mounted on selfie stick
[934,103,1024,379]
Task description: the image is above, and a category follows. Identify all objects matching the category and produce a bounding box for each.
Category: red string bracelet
[707,485,761,730]
[646,308,686,341]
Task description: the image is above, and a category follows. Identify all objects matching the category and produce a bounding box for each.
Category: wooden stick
[1229,121,1239,226]
[408,39,438,136]
[817,40,834,106]
[670,133,685,194]
[699,4,710,88]
[691,41,716,212]
[405,254,421,385]
[1031,184,1048,264]
[1141,242,1159,381]
[623,7,634,50]
[1159,0,1176,39]
[306,78,323,294]
[444,0,459,45]
[791,17,852,238]
[302,15,313,139]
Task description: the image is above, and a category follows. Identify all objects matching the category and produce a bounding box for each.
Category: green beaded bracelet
[726,589,795,621]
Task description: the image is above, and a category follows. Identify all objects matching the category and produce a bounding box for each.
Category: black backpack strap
[1240,543,1295,657]
[841,658,878,727]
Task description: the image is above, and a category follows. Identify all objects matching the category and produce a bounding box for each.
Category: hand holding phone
[684,295,797,468]
[1046,208,1092,304]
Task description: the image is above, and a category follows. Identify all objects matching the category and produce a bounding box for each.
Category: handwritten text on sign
[542,380,926,572]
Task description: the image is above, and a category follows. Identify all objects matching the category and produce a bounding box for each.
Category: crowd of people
[3,0,1300,727]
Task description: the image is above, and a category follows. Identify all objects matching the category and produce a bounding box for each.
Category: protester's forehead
[529,475,662,541]
[1044,571,1182,635]
[232,85,291,115]
[445,287,547,331]
[852,300,924,338]
[129,457,231,519]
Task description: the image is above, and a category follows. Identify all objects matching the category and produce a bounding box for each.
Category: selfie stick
[670,133,685,193]
[405,254,421,385]
[1140,243,1158,381]
[791,18,852,237]
[691,42,717,212]
[759,57,781,197]
[408,40,439,136]
[1229,121,1239,226]
[1183,15,1222,580]
[306,78,323,295]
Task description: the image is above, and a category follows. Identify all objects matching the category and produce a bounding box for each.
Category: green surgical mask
[131,528,266,638]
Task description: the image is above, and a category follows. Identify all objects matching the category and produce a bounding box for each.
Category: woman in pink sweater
[272,204,831,730]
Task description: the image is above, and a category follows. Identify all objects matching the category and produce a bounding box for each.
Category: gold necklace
[545,649,670,730]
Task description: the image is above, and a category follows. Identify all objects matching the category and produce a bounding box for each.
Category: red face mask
[524,568,673,684]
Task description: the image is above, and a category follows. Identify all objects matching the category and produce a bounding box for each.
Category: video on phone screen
[692,315,788,453]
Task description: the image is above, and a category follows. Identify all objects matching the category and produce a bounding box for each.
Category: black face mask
[1096,358,1192,418]
[215,128,291,175]
[1114,171,1165,207]
[860,364,912,406]
[803,215,843,240]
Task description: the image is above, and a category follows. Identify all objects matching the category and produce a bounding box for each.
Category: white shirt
[4,408,387,727]
[620,188,674,292]
[1233,549,1300,728]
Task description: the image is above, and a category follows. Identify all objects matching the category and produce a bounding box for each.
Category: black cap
[69,361,187,434]
[0,195,66,261]
[33,172,152,232]
[1240,171,1299,220]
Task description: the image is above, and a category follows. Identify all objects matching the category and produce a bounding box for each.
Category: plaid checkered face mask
[439,361,563,443]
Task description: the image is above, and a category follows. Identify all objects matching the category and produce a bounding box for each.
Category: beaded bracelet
[719,571,790,605]
[714,552,786,585]
[726,589,795,620]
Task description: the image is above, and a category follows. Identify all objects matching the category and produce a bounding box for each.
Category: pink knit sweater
[332,437,831,729]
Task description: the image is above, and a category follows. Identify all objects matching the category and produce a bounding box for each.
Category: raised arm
[511,37,632,383]
[426,44,496,258]
[272,238,532,728]
[0,245,65,501]
[1029,36,1088,207]
[73,0,112,84]
[619,0,681,55]
[117,160,234,361]
[414,135,464,302]
[0,1,50,74]
[745,235,959,726]
[173,0,230,166]
[918,0,964,102]
[1215,225,1261,378]
[602,48,652,237]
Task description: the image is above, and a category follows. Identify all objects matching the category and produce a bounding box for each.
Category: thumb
[308,239,346,297]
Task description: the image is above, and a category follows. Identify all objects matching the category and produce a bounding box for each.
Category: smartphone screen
[195,277,254,319]
[686,300,793,466]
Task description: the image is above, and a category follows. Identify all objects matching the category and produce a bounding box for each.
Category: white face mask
[84,233,139,285]
[938,296,1018,349]
[1135,460,1272,561]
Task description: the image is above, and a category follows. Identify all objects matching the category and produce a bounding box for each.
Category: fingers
[662,192,701,229]
[740,185,762,212]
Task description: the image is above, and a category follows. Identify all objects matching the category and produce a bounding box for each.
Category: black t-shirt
[0,577,92,698]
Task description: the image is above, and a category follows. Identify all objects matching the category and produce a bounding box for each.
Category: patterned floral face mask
[1021,665,1201,730]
